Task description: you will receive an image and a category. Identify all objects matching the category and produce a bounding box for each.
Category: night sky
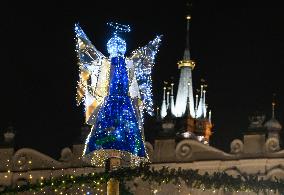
[1,2,284,158]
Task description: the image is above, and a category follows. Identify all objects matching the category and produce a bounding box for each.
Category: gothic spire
[170,83,175,116]
[160,86,167,118]
[183,15,191,61]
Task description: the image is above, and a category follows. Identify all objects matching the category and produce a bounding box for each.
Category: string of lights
[2,165,284,194]
[107,22,131,34]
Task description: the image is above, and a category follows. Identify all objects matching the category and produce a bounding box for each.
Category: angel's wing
[129,35,162,116]
[75,24,110,124]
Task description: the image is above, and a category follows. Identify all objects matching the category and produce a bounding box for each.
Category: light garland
[2,165,284,194]
[107,22,131,34]
[74,23,162,166]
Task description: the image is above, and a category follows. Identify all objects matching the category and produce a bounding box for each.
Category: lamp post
[106,151,121,195]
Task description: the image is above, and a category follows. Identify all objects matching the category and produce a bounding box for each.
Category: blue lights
[86,57,146,157]
[74,23,161,166]
[107,22,131,34]
[85,56,146,157]
[107,35,127,58]
[131,35,162,116]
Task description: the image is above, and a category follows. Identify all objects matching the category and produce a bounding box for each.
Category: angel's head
[107,35,127,58]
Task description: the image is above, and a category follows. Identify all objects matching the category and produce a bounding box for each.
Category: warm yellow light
[28,160,32,164]
[177,60,195,69]
[186,15,191,20]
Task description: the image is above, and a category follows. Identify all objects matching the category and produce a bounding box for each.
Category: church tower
[174,15,196,117]
[159,8,213,144]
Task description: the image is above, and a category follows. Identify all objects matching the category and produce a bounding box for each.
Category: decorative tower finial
[166,91,170,109]
[184,15,191,61]
[170,83,175,116]
[170,83,174,95]
[264,93,282,141]
[156,107,160,119]
[177,1,195,69]
[160,86,167,118]
[272,93,276,119]
[196,85,204,117]
[203,89,207,118]
[163,86,166,100]
[185,82,191,116]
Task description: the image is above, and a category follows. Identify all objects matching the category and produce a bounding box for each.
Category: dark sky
[1,2,284,157]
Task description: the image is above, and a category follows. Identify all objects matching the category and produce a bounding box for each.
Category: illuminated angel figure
[75,23,162,166]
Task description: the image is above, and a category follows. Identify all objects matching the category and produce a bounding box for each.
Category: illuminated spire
[177,15,195,69]
[196,85,204,117]
[203,90,207,118]
[175,14,196,117]
[184,15,191,60]
[195,94,198,114]
[166,91,170,109]
[170,83,175,116]
[156,107,160,117]
[160,86,167,118]
[183,15,191,61]
[272,97,276,119]
[185,82,191,116]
